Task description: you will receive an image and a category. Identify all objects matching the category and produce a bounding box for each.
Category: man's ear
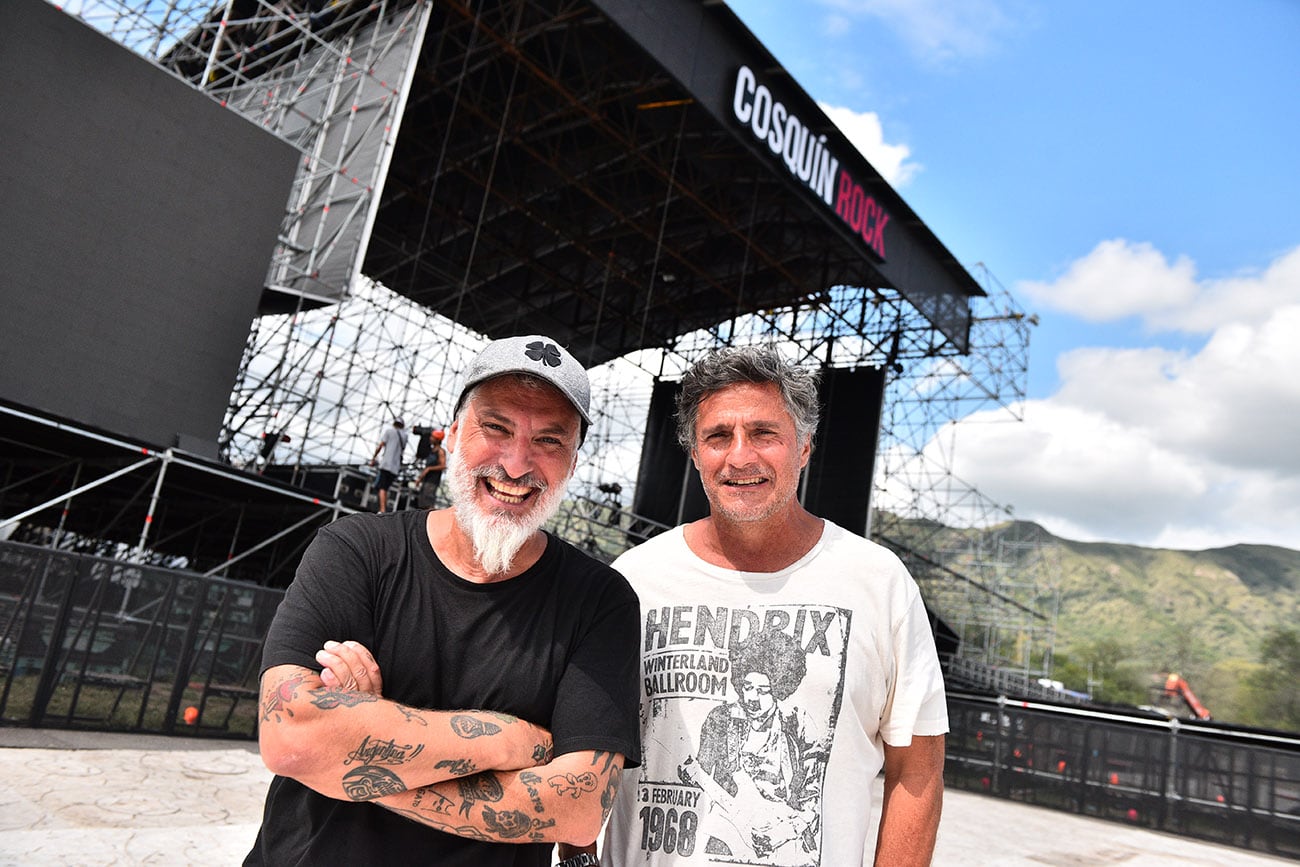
[445,420,459,453]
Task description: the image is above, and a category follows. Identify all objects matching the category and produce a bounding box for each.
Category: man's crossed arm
[257,640,621,846]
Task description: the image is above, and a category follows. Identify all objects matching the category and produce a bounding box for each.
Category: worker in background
[369,417,407,513]
[415,428,446,509]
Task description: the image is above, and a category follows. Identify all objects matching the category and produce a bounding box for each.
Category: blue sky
[727,0,1300,549]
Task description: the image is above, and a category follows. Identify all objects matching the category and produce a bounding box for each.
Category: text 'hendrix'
[642,605,837,656]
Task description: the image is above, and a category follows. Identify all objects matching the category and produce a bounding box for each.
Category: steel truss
[48,0,1057,682]
[213,268,1056,678]
[68,0,431,309]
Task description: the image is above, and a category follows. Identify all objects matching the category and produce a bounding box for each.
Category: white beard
[446,446,569,575]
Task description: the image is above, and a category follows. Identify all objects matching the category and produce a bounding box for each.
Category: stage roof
[360,0,983,366]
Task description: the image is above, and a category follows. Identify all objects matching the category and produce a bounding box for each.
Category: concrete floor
[0,728,1290,866]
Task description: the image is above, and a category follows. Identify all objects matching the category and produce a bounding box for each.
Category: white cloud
[1018,239,1199,323]
[1020,241,1300,333]
[1151,246,1300,332]
[819,102,919,186]
[939,243,1300,549]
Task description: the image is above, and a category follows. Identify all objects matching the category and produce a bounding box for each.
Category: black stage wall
[631,380,709,528]
[632,367,886,534]
[0,0,298,455]
[803,365,887,536]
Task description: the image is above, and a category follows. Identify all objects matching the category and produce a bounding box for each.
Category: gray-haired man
[246,335,641,867]
[602,345,947,866]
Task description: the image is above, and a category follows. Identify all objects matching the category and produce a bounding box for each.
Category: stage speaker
[803,365,887,537]
[0,0,297,449]
[631,380,709,529]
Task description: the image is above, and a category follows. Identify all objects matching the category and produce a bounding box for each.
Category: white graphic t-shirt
[603,521,948,866]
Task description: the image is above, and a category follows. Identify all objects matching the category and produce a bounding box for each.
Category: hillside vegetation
[1027,525,1300,727]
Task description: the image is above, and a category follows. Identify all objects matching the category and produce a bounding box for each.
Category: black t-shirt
[245,510,641,867]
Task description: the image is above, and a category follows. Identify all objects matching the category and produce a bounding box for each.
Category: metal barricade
[0,540,282,738]
[946,692,1300,858]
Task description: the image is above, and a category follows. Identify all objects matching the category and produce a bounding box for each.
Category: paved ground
[0,727,1290,866]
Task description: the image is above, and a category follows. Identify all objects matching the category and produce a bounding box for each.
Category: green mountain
[1021,523,1300,724]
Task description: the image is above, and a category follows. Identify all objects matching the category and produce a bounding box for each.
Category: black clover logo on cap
[524,340,563,368]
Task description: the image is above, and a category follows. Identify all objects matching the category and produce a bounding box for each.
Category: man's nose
[498,439,535,479]
[725,433,758,466]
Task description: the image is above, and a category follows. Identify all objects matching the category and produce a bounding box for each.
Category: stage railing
[946,692,1300,858]
[0,540,280,737]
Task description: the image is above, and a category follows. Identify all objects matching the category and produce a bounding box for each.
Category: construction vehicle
[1149,673,1212,720]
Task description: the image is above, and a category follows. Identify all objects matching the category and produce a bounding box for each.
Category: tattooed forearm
[345,735,425,766]
[456,774,504,816]
[520,770,546,814]
[435,758,477,777]
[549,770,598,799]
[411,785,456,816]
[482,805,555,839]
[310,686,380,709]
[600,771,621,820]
[381,802,493,841]
[383,797,554,842]
[261,672,310,723]
[342,765,407,800]
[394,703,429,725]
[590,751,619,775]
[450,714,502,738]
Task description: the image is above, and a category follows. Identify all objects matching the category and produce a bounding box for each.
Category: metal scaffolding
[42,0,1058,680]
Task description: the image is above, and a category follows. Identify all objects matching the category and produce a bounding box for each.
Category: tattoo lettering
[394,703,429,725]
[310,687,380,709]
[261,673,309,723]
[549,771,598,799]
[435,758,476,777]
[457,774,504,817]
[520,770,545,813]
[342,765,407,800]
[450,714,502,738]
[482,805,555,840]
[345,735,424,766]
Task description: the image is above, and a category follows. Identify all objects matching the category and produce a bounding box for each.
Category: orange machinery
[1160,673,1212,720]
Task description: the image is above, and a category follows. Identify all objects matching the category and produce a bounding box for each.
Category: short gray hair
[674,346,821,451]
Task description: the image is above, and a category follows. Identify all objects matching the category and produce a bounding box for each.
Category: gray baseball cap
[457,335,592,424]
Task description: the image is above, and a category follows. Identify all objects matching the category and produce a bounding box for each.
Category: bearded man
[245,335,641,867]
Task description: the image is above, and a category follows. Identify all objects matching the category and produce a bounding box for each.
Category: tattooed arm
[376,748,625,847]
[256,663,552,803]
[316,640,628,846]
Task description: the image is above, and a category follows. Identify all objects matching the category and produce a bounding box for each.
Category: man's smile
[483,477,537,505]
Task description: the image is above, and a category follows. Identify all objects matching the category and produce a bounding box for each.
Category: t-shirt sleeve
[259,520,376,675]
[878,571,950,746]
[548,562,643,769]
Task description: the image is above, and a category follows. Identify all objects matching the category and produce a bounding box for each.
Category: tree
[1069,637,1146,706]
[1241,627,1300,731]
